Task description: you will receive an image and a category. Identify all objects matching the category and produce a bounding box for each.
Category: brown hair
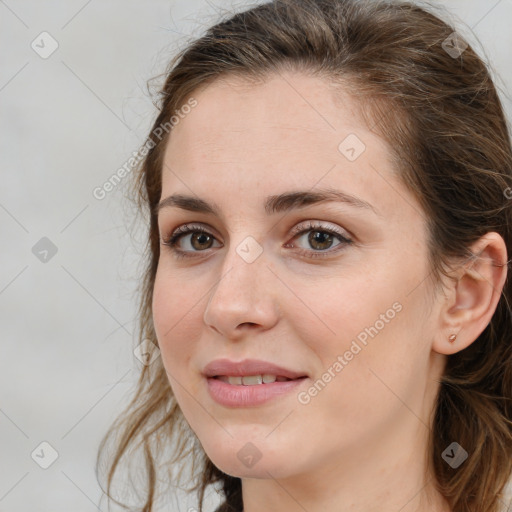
[96,1,512,511]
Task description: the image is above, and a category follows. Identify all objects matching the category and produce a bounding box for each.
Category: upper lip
[203,358,308,379]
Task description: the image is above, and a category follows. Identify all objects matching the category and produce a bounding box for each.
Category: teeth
[218,374,291,385]
[242,375,262,385]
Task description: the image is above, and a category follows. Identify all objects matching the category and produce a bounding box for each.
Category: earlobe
[432,232,508,355]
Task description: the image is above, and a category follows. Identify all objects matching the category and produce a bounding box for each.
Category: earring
[448,333,457,343]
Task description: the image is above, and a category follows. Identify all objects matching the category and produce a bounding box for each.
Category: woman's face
[153,71,447,482]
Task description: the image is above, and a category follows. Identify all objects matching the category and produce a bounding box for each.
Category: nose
[203,239,280,340]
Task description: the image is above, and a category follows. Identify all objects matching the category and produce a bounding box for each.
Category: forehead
[166,72,369,158]
[160,71,420,225]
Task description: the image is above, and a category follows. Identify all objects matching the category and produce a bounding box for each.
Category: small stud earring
[448,334,457,343]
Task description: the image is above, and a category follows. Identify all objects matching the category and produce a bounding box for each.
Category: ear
[432,232,508,355]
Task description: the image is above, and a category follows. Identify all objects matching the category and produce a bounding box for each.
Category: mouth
[212,374,306,385]
[203,358,308,380]
[203,359,309,407]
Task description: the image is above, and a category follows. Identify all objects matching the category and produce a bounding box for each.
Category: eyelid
[288,219,352,240]
[160,223,221,247]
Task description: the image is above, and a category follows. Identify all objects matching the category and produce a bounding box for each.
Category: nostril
[238,322,258,328]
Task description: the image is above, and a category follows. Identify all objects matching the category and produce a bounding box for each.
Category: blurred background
[1,0,511,511]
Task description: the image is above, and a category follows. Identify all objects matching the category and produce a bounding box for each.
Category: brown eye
[306,230,336,251]
[188,231,215,250]
[286,221,353,259]
[160,224,222,259]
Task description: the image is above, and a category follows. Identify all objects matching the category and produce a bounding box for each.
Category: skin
[152,71,507,512]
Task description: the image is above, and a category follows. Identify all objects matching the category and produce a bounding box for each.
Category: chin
[199,435,296,479]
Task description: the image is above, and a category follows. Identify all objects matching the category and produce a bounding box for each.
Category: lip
[203,358,309,407]
[202,358,308,380]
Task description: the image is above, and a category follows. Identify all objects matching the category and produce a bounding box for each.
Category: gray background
[1,1,511,511]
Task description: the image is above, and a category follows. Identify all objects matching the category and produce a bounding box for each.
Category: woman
[96,1,512,511]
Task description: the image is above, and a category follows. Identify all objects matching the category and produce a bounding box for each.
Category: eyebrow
[155,187,379,217]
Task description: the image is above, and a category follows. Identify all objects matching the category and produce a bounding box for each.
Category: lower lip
[206,377,308,407]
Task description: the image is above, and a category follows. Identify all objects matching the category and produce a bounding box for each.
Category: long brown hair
[96,1,512,511]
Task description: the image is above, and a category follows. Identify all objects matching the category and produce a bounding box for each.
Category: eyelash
[160,221,353,260]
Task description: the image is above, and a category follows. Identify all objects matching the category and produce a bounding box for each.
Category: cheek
[152,270,210,420]
[292,268,400,360]
[287,284,424,443]
[296,259,429,392]
[152,267,204,369]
